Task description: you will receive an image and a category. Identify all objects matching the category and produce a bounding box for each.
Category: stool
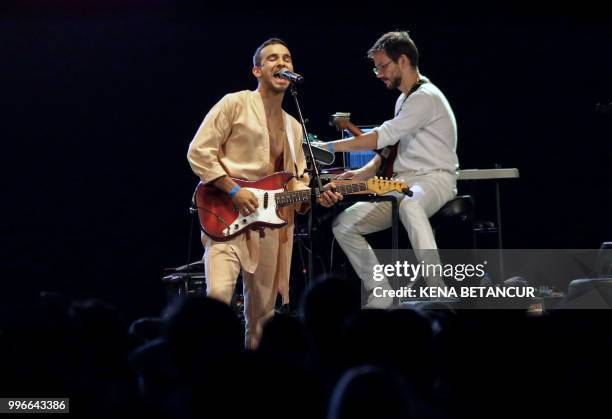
[161,272,207,300]
[430,195,500,248]
[429,195,476,248]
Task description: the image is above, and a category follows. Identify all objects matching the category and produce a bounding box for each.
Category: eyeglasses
[372,60,393,75]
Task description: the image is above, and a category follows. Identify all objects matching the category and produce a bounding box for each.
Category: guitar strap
[283,112,299,176]
[375,78,428,177]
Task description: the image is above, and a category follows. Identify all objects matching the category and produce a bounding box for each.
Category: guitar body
[194,171,294,241]
[376,143,398,178]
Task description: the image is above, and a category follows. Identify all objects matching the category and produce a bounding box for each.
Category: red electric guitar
[194,171,408,241]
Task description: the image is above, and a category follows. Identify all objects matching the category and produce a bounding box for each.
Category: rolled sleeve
[375,92,434,149]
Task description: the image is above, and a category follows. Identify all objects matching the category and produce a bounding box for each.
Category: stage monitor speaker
[161,272,206,300]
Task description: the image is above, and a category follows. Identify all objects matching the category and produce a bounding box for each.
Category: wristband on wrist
[228,184,241,198]
[326,142,335,153]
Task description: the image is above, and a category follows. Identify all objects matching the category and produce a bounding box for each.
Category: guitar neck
[342,121,364,136]
[275,182,369,207]
[331,113,364,137]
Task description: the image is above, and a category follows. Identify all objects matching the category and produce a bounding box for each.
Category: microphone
[276,68,304,84]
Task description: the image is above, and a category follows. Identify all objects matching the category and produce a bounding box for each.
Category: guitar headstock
[330,112,365,136]
[366,177,409,195]
[329,112,352,131]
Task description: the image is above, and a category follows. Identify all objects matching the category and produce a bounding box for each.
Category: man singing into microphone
[315,30,459,308]
[187,38,341,348]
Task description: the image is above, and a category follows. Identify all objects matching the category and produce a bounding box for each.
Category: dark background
[2,1,611,320]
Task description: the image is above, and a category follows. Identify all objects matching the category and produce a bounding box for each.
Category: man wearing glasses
[315,30,459,307]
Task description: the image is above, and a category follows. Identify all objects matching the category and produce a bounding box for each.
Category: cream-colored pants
[332,170,456,291]
[204,228,283,349]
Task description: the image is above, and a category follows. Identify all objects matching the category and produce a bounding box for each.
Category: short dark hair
[367,30,419,68]
[252,38,289,67]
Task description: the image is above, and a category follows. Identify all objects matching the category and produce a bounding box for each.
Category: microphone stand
[289,82,321,285]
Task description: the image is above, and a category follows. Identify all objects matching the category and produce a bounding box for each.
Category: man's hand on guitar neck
[318,182,343,208]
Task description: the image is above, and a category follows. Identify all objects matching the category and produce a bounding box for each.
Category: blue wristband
[326,142,335,153]
[228,185,241,198]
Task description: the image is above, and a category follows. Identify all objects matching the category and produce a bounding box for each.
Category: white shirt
[374,78,459,175]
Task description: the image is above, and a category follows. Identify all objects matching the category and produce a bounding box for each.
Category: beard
[387,74,402,90]
[265,76,288,94]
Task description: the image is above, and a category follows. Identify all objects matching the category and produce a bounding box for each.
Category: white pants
[204,228,283,349]
[332,170,456,290]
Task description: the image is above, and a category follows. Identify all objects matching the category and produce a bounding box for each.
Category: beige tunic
[187,90,310,302]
